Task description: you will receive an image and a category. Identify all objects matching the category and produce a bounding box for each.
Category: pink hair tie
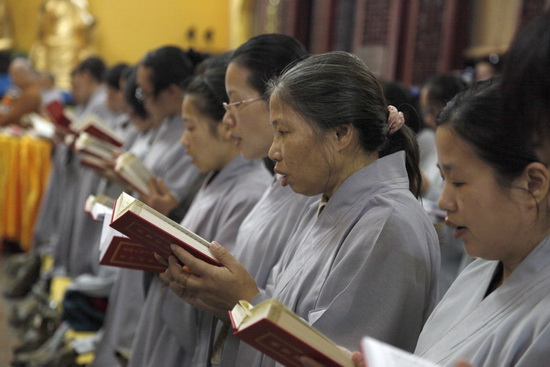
[387,105,405,134]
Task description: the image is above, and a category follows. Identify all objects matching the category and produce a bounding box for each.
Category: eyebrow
[269,120,279,128]
[436,163,454,172]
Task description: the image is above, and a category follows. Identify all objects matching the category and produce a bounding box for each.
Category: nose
[437,182,456,213]
[181,129,190,147]
[268,135,281,162]
[222,110,236,128]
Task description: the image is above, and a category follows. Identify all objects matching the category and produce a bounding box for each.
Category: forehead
[269,93,311,129]
[226,63,252,89]
[435,125,483,173]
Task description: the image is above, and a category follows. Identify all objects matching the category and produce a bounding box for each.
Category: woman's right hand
[160,241,260,313]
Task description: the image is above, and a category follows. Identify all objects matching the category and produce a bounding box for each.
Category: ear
[332,124,354,152]
[167,83,182,97]
[519,162,550,207]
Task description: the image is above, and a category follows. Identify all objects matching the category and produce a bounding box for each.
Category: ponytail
[380,125,421,197]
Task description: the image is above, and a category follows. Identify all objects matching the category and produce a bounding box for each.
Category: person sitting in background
[0,57,41,126]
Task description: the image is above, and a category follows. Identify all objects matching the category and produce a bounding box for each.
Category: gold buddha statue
[30,0,96,89]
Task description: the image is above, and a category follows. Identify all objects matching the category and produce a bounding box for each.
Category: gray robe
[415,235,550,367]
[128,156,270,367]
[91,120,201,367]
[141,115,202,202]
[51,86,116,277]
[240,152,440,366]
[215,178,320,367]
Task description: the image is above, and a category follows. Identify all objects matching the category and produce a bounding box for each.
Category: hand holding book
[140,178,179,216]
[160,241,260,317]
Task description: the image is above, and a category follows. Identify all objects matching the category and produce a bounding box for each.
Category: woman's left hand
[141,178,178,215]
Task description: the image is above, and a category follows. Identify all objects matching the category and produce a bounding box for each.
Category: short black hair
[104,63,130,90]
[140,46,207,97]
[231,34,309,98]
[124,67,148,120]
[73,56,107,82]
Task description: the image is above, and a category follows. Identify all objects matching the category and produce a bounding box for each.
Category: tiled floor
[0,253,21,367]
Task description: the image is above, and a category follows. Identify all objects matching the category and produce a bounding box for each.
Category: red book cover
[45,100,73,132]
[229,300,353,367]
[83,124,124,147]
[234,319,346,367]
[109,209,222,267]
[100,236,166,273]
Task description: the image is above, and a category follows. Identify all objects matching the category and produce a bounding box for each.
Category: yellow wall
[7,0,231,65]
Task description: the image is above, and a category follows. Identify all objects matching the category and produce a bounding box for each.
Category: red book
[99,236,166,273]
[45,100,73,133]
[229,299,353,367]
[75,115,125,147]
[75,133,118,160]
[109,192,221,266]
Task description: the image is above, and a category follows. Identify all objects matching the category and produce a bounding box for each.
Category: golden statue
[31,0,96,89]
[0,0,14,50]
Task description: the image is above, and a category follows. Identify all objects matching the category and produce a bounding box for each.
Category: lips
[230,134,242,147]
[274,170,289,187]
[445,217,467,238]
[453,226,467,238]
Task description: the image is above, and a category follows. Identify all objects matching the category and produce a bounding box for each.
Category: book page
[361,337,439,367]
[113,192,137,220]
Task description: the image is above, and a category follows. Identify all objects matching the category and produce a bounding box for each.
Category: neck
[324,151,378,198]
[502,224,550,283]
[216,146,241,171]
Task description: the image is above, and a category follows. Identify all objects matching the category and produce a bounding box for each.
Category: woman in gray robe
[164,52,440,367]
[414,79,550,367]
[90,47,206,366]
[194,34,318,367]
[127,54,270,367]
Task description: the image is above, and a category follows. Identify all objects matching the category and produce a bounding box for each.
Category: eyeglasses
[135,87,154,101]
[222,97,263,112]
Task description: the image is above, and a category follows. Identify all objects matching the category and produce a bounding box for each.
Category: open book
[80,153,111,172]
[115,152,154,197]
[27,113,55,139]
[99,235,166,273]
[360,337,439,367]
[84,194,115,221]
[229,299,354,367]
[75,132,119,160]
[109,192,221,266]
[73,114,125,147]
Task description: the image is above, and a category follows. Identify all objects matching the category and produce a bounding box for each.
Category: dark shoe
[12,324,68,365]
[5,254,42,298]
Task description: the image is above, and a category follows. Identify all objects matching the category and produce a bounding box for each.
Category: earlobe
[524,162,550,205]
